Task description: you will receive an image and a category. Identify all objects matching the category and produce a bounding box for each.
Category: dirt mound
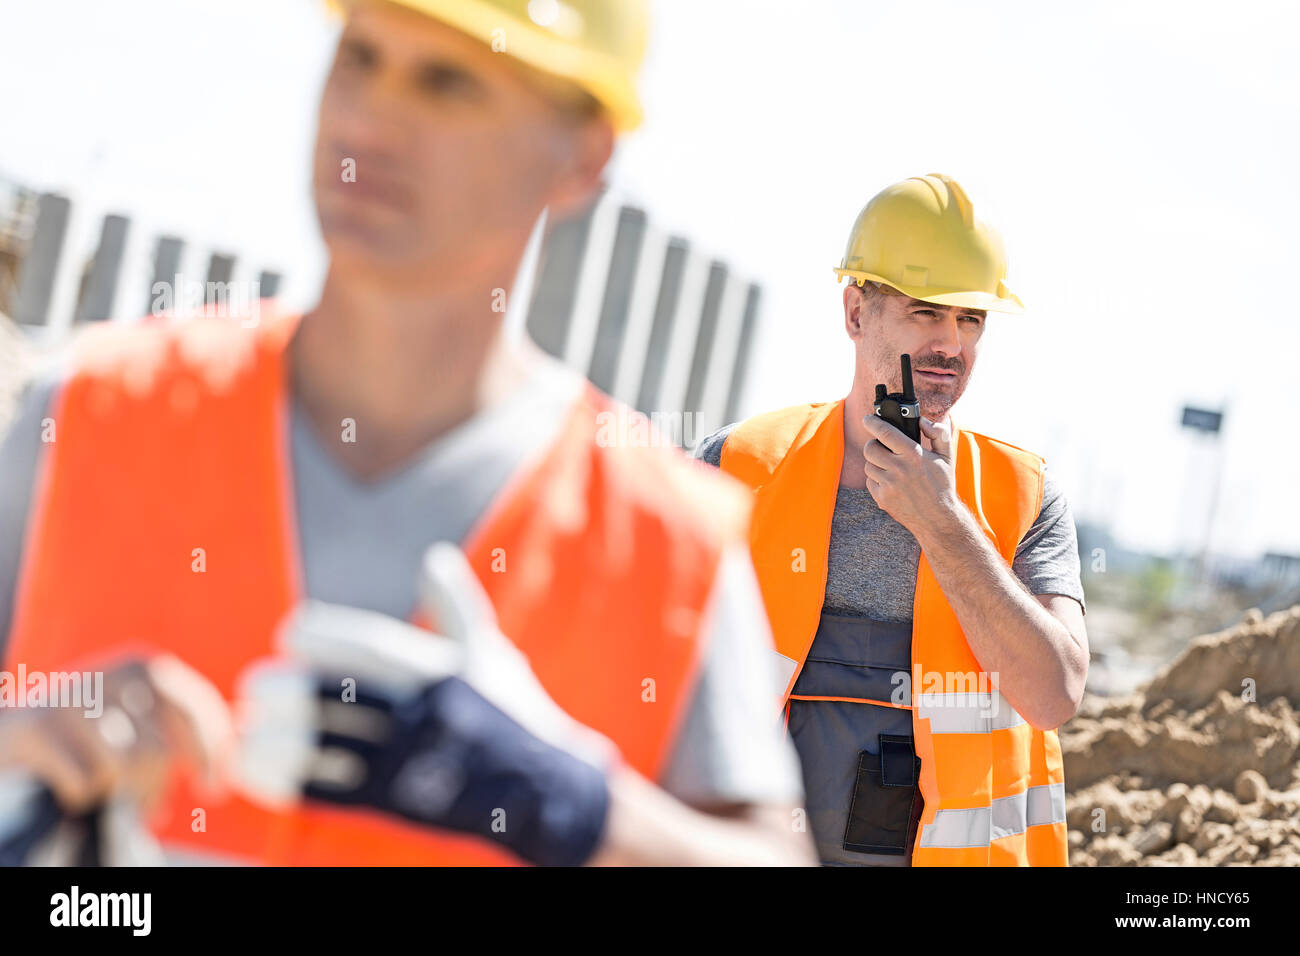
[1062,604,1300,865]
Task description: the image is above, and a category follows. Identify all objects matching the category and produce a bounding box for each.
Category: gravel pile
[1063,605,1300,865]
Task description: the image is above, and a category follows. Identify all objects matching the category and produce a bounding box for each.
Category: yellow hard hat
[332,0,648,132]
[833,173,1024,314]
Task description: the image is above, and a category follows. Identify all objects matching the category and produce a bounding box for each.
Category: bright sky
[1,0,1297,559]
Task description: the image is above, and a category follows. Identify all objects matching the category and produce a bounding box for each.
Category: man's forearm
[587,765,817,866]
[914,501,1083,730]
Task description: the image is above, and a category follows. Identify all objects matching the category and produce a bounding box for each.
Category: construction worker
[0,0,814,865]
[694,173,1089,866]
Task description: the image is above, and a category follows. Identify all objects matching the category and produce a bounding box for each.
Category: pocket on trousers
[843,734,920,855]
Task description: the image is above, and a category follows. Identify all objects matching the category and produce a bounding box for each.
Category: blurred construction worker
[0,0,813,866]
[695,174,1089,866]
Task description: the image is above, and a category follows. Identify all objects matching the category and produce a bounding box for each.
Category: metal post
[146,236,185,316]
[723,284,762,424]
[586,205,647,393]
[635,238,690,413]
[526,197,600,359]
[74,214,130,323]
[12,193,71,327]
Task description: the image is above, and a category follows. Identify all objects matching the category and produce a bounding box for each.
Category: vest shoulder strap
[718,402,839,489]
[956,425,1047,546]
[463,385,752,777]
[963,427,1047,470]
[584,387,752,548]
[60,308,298,409]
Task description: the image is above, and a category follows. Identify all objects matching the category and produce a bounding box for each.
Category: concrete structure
[2,188,762,446]
[525,191,761,444]
[11,193,70,327]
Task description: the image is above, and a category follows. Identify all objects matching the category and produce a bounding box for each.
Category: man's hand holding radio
[861,412,962,543]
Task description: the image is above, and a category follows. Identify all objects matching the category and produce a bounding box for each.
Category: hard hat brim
[328,0,643,132]
[833,268,1025,315]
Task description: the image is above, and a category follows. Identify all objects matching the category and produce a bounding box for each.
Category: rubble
[1063,605,1300,865]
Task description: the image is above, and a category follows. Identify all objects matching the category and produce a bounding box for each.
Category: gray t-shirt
[694,419,1085,865]
[0,346,804,813]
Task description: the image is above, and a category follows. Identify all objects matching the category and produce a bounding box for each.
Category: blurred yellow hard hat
[833,173,1024,314]
[333,0,649,132]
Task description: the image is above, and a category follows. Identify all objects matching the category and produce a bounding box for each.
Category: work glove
[235,542,617,866]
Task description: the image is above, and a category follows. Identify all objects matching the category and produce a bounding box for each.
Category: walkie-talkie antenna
[900,353,916,403]
[873,354,922,444]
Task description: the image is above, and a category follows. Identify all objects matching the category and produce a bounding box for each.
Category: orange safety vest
[6,311,748,865]
[719,400,1067,866]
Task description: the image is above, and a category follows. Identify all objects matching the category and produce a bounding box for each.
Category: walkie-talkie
[873,353,921,444]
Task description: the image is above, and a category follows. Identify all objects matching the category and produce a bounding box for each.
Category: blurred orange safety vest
[5,311,747,865]
[719,401,1068,866]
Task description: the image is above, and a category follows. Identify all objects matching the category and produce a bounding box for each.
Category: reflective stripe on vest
[920,782,1067,848]
[6,310,746,865]
[720,400,1068,867]
[917,690,1025,733]
[771,649,799,698]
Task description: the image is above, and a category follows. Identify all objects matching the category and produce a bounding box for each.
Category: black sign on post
[1181,406,1223,433]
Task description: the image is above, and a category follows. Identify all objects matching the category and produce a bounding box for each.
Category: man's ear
[545,116,616,221]
[844,283,867,341]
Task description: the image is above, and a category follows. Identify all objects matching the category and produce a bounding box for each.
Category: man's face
[848,285,987,421]
[312,0,611,283]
